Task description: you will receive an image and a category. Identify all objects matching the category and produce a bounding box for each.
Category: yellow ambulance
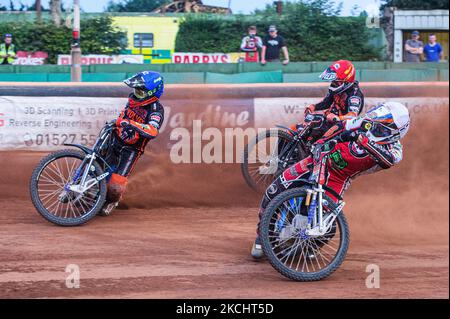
[112,15,181,64]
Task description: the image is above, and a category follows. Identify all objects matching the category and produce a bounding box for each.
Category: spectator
[404,31,423,63]
[240,26,263,63]
[0,34,17,65]
[261,25,289,65]
[423,34,444,62]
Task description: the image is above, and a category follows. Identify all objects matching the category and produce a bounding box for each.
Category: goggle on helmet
[123,71,164,100]
[364,102,410,144]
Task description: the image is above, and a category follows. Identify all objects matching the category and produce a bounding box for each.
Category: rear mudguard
[275,124,297,136]
[64,143,92,155]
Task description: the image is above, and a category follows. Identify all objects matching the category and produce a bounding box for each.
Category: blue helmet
[123,71,164,100]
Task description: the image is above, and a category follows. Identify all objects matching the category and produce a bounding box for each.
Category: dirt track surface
[0,106,448,299]
[0,202,448,299]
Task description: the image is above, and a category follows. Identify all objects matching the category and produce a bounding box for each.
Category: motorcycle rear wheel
[241,129,307,193]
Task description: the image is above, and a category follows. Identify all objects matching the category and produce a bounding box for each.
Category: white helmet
[364,102,410,144]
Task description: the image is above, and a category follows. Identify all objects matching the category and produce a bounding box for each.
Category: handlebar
[275,124,297,136]
[305,111,339,124]
[103,121,116,130]
[304,112,326,124]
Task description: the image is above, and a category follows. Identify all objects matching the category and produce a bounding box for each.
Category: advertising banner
[0,97,123,151]
[1,94,447,161]
[254,97,449,129]
[228,52,246,63]
[57,54,144,65]
[12,51,48,65]
[172,53,231,64]
[0,96,254,156]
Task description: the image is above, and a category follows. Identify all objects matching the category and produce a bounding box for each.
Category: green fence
[0,62,448,83]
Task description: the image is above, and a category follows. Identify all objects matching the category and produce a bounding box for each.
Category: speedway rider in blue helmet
[100,71,165,216]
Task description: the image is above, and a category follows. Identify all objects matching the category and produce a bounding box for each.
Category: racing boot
[98,201,119,217]
[251,236,265,260]
[98,173,127,217]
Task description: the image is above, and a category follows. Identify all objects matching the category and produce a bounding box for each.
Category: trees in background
[3,1,64,26]
[3,0,448,64]
[0,16,126,64]
[105,0,170,12]
[381,0,449,10]
[176,0,382,61]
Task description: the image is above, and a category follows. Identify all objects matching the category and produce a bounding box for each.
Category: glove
[304,104,315,116]
[326,113,339,122]
[116,117,128,128]
[120,127,136,141]
[115,119,136,141]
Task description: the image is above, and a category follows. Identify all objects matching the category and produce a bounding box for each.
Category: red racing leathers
[314,82,365,121]
[258,116,403,232]
[291,82,365,142]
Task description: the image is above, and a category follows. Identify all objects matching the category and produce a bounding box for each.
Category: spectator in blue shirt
[423,34,443,62]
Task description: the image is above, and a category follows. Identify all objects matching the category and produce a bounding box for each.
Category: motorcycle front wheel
[29,149,107,226]
[259,187,350,281]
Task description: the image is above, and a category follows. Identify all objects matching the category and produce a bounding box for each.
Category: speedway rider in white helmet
[251,102,411,259]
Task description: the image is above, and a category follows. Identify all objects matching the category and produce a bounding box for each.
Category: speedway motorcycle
[241,111,333,192]
[29,122,117,226]
[258,139,349,281]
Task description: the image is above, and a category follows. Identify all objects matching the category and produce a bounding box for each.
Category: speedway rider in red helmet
[291,60,364,139]
[309,60,363,121]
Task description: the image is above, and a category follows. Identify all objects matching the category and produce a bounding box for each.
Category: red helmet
[319,60,356,94]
